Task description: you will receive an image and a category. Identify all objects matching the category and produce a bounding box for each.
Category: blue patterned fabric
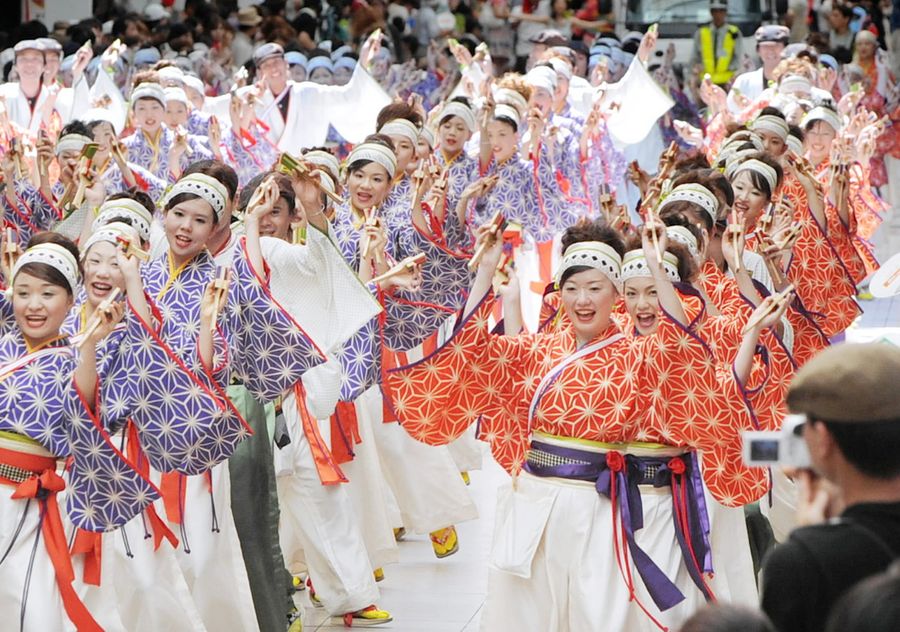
[0,297,158,531]
[2,179,60,243]
[121,128,214,183]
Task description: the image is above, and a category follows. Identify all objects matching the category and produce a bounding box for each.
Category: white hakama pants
[481,472,707,632]
[74,507,207,632]
[274,391,379,615]
[168,463,259,632]
[341,387,400,570]
[0,492,69,631]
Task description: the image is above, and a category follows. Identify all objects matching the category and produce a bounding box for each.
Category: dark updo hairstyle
[376,101,424,131]
[183,160,239,201]
[672,152,711,174]
[347,133,396,176]
[237,171,297,215]
[623,214,700,285]
[59,120,92,139]
[558,219,625,286]
[439,96,472,128]
[734,152,784,200]
[758,105,787,121]
[663,170,732,231]
[168,160,239,225]
[103,189,155,245]
[16,232,82,296]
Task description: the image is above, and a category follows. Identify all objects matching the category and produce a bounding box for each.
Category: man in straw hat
[761,343,900,632]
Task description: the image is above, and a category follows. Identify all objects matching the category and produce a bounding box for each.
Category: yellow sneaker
[338,605,392,627]
[288,611,302,632]
[307,578,323,608]
[393,527,406,541]
[430,525,459,559]
[373,567,384,582]
[461,471,471,485]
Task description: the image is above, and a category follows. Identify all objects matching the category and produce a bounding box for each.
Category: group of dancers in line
[0,25,887,632]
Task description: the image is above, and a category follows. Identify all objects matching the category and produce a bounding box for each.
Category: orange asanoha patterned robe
[757,172,861,338]
[813,158,882,276]
[384,289,768,507]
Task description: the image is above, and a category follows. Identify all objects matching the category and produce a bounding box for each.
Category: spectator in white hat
[728,24,791,113]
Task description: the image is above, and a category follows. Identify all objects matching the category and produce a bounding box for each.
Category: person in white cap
[36,37,63,86]
[208,34,390,151]
[0,40,90,136]
[728,25,791,113]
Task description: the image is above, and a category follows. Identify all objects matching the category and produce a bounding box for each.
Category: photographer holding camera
[759,343,900,632]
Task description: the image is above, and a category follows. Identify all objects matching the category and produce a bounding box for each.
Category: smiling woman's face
[560,268,617,343]
[348,162,391,210]
[83,241,124,308]
[731,170,769,228]
[13,271,72,346]
[624,276,660,336]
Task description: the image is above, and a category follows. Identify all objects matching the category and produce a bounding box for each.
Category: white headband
[548,58,573,81]
[494,87,529,119]
[621,250,681,284]
[56,133,92,156]
[303,150,341,182]
[750,114,789,141]
[733,159,779,193]
[182,74,204,95]
[786,135,803,155]
[666,226,700,260]
[555,241,623,290]
[378,119,420,146]
[802,106,842,133]
[157,65,185,82]
[525,66,558,94]
[82,221,139,257]
[778,74,812,96]
[440,101,477,133]
[307,56,333,74]
[659,183,720,225]
[131,82,166,107]
[164,87,191,106]
[93,198,154,242]
[419,126,436,148]
[723,148,764,178]
[347,142,397,179]
[493,104,521,128]
[13,242,81,293]
[163,172,229,220]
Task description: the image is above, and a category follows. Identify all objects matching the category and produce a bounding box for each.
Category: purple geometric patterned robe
[0,297,157,531]
[1,179,60,244]
[121,127,214,183]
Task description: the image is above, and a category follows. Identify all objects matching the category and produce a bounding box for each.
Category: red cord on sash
[2,452,103,632]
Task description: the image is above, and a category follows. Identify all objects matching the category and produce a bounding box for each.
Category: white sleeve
[260,224,382,353]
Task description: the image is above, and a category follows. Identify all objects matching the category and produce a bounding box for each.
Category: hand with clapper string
[468,210,506,271]
[1,228,20,284]
[76,288,123,349]
[202,267,230,334]
[277,153,342,205]
[59,143,99,214]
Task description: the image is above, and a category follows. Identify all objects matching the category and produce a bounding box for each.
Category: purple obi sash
[524,439,714,611]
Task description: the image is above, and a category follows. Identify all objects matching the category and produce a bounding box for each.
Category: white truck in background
[614,0,775,64]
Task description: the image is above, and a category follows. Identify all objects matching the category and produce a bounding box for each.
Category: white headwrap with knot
[163,173,229,221]
[555,241,623,291]
[12,243,81,294]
